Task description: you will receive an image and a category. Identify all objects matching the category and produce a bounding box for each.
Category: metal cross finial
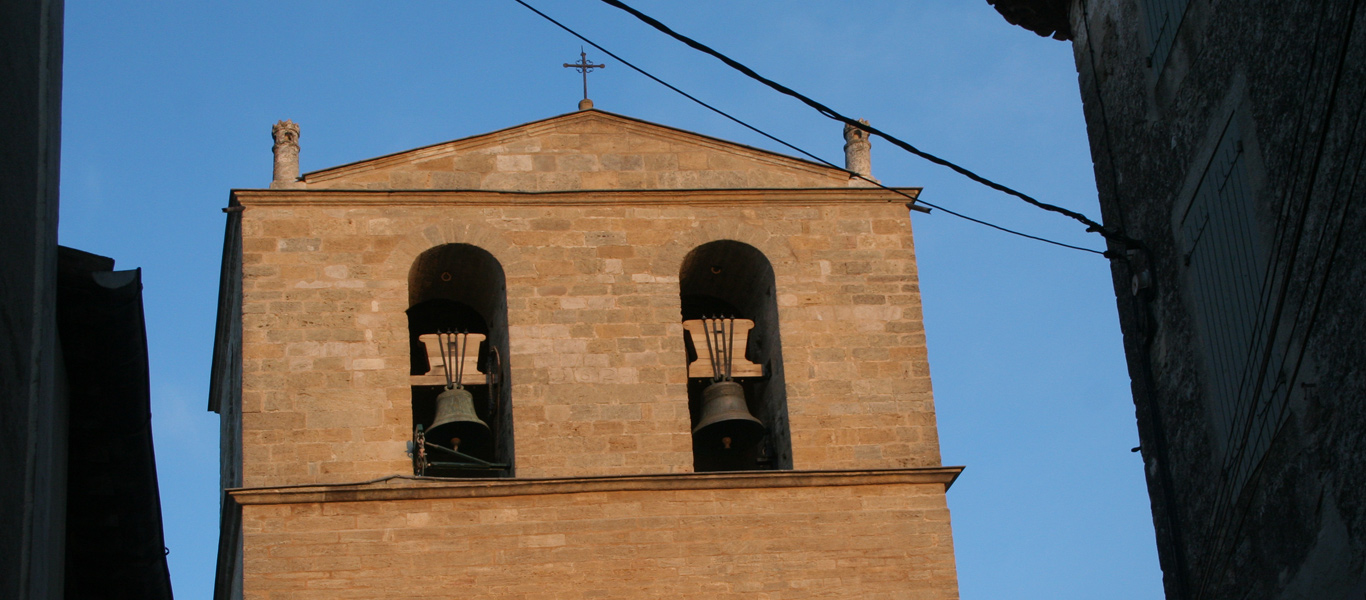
[563,47,605,101]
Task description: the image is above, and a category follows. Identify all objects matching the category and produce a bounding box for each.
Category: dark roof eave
[56,247,174,600]
[987,0,1074,41]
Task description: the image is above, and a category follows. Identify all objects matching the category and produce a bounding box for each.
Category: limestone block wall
[237,478,960,600]
[234,189,940,487]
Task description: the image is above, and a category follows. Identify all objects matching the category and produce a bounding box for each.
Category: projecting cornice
[228,186,922,208]
[228,467,965,505]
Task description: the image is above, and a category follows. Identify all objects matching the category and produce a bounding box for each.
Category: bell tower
[210,108,963,599]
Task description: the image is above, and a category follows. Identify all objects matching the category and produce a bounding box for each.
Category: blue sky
[59,1,1161,598]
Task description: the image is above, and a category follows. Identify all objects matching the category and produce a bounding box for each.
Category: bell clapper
[722,436,733,450]
[450,437,461,451]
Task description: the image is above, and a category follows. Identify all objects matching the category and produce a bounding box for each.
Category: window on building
[1143,0,1191,74]
[679,240,792,472]
[1180,115,1279,496]
[407,243,513,477]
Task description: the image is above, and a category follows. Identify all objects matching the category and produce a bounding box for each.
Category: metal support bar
[423,442,506,469]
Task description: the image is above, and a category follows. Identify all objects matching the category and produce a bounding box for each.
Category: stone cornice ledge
[228,187,922,208]
[230,467,964,506]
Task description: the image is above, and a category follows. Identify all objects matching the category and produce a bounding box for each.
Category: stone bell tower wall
[232,188,940,488]
[233,471,961,600]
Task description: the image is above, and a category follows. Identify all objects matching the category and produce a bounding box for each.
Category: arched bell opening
[407,244,513,477]
[680,240,792,472]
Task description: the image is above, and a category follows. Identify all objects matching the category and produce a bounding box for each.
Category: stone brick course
[239,480,959,599]
[235,191,940,486]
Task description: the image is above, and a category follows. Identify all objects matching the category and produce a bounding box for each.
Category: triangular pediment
[300,110,857,191]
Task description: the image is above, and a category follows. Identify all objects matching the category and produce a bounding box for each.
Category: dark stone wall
[0,1,66,598]
[1059,0,1366,597]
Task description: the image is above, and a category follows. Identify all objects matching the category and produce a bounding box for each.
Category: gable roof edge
[300,109,853,184]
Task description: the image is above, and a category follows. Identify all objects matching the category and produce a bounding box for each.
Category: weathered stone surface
[843,119,874,181]
[270,120,304,190]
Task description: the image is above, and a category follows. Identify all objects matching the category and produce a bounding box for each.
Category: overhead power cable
[510,0,1105,255]
[594,0,1132,251]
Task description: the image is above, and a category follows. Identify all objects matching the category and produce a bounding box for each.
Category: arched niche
[407,243,513,477]
[680,240,792,471]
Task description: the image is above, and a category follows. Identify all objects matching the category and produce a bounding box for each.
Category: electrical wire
[594,0,1131,250]
[509,0,1107,256]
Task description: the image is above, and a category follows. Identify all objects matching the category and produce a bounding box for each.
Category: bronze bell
[427,386,490,452]
[693,380,765,449]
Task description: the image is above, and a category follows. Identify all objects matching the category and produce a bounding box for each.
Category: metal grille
[1143,0,1190,74]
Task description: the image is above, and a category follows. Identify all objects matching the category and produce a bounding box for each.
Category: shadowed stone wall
[0,1,66,598]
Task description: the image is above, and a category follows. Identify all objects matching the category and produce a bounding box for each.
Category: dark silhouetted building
[2,2,174,598]
[990,0,1366,598]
